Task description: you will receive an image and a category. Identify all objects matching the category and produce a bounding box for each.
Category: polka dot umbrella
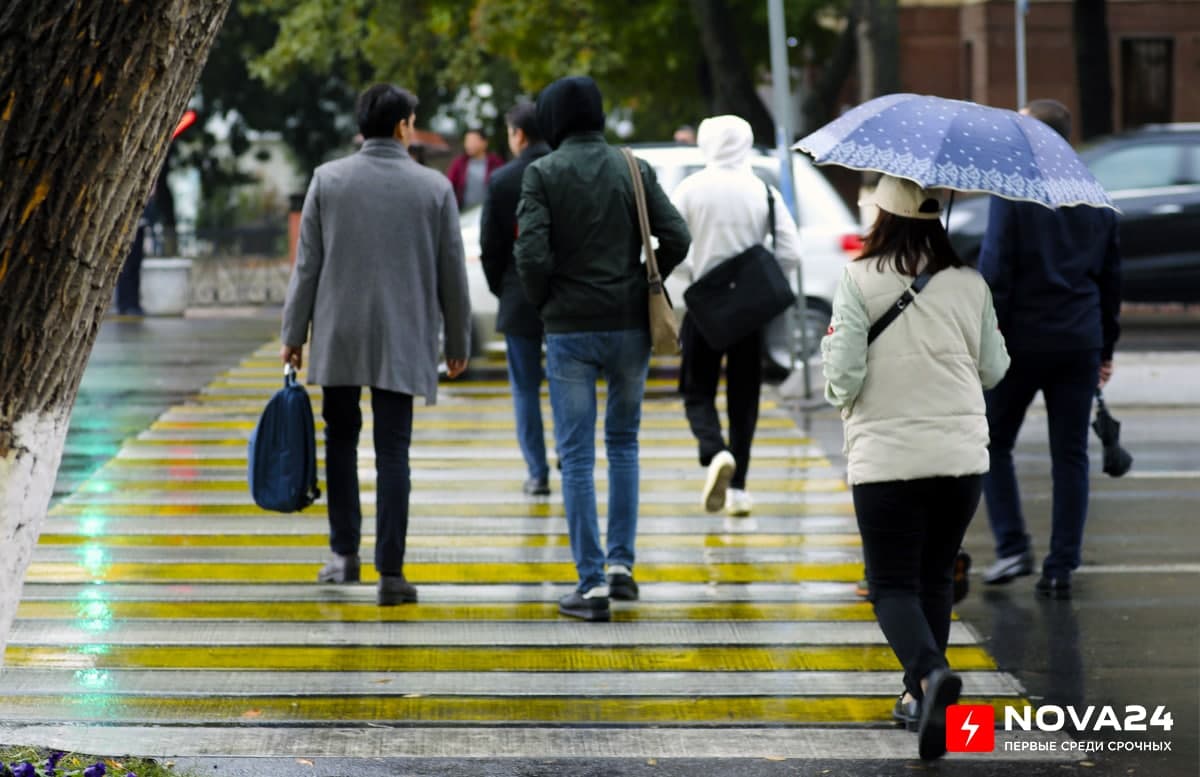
[794,93,1115,210]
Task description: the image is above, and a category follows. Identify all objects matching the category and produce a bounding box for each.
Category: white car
[461,144,861,373]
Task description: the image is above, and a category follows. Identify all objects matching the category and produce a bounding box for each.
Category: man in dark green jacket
[515,75,690,621]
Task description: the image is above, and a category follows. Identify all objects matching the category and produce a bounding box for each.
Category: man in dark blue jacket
[979,99,1121,599]
[481,102,552,496]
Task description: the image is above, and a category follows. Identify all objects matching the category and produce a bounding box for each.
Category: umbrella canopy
[1093,390,1133,477]
[795,93,1115,210]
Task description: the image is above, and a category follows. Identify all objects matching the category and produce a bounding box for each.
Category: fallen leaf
[296,759,314,766]
[1080,762,1096,769]
[373,678,393,685]
[404,693,424,698]
[646,759,657,766]
[241,709,263,719]
[764,756,787,762]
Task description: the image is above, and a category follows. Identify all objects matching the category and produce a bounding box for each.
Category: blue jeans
[545,329,651,592]
[505,334,549,481]
[984,349,1101,578]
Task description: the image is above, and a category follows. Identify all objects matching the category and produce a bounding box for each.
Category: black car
[947,124,1200,302]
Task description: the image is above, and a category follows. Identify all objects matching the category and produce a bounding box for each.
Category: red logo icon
[946,705,995,752]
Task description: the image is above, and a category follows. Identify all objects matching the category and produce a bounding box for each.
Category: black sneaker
[917,668,963,761]
[607,567,639,601]
[1035,574,1071,599]
[558,589,610,621]
[523,477,550,497]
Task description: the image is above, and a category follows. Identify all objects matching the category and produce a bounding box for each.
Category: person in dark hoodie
[481,101,553,497]
[978,99,1121,600]
[514,76,691,621]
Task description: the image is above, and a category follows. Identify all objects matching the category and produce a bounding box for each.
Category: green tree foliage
[243,0,847,145]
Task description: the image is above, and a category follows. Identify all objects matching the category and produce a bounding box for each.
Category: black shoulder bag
[866,272,932,345]
[681,184,797,352]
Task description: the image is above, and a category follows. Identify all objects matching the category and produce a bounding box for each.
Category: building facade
[898,0,1200,138]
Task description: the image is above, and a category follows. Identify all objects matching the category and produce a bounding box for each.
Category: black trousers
[852,475,982,700]
[678,315,762,489]
[322,386,413,576]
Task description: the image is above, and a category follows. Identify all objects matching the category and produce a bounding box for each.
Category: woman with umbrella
[820,174,1010,760]
[804,94,1115,761]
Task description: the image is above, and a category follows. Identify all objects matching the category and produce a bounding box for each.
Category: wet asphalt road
[33,312,1200,776]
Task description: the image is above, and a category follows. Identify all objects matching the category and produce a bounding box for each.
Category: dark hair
[857,211,964,276]
[1025,98,1071,140]
[505,101,542,143]
[464,128,487,141]
[356,84,418,140]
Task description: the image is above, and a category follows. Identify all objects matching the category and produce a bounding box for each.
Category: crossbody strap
[620,147,662,285]
[766,183,775,247]
[867,272,932,345]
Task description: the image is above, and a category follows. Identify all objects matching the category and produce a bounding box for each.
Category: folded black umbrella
[1093,390,1133,477]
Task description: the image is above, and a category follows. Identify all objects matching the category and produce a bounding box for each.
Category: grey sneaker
[983,549,1034,585]
[523,477,550,497]
[377,575,418,606]
[317,553,360,583]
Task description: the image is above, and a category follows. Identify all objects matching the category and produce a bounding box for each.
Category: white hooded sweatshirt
[669,115,802,282]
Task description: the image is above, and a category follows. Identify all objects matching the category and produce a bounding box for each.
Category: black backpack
[247,365,320,512]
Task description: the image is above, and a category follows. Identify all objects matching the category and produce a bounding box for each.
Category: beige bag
[621,147,680,356]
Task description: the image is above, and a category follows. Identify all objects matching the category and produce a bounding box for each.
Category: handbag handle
[766,183,775,248]
[620,148,664,287]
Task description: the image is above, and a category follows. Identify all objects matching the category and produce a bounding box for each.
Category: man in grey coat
[281,84,471,606]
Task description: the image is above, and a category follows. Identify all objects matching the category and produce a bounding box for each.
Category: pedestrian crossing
[2,342,1052,760]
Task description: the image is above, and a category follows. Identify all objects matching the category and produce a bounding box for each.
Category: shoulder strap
[866,272,932,345]
[620,147,662,283]
[766,183,775,247]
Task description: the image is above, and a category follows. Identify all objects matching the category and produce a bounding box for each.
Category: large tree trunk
[1074,0,1114,140]
[688,0,777,145]
[0,0,231,663]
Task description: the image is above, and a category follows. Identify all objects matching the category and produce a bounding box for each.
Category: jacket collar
[359,138,410,159]
[558,132,606,147]
[520,141,552,160]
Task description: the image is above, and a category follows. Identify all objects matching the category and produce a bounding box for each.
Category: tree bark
[804,12,858,132]
[1074,0,1114,140]
[0,0,231,663]
[857,0,900,101]
[688,0,777,145]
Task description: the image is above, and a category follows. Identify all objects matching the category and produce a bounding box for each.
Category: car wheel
[763,297,832,380]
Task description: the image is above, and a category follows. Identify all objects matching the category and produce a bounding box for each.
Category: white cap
[861,175,942,220]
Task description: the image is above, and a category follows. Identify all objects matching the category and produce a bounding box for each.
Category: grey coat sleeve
[281,174,323,347]
[436,185,472,361]
[514,164,553,309]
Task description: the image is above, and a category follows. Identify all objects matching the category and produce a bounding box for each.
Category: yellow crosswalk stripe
[24,561,865,584]
[48,502,856,518]
[33,533,861,549]
[0,694,1017,725]
[72,478,849,494]
[5,644,994,672]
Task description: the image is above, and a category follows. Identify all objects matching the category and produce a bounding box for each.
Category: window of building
[1121,38,1174,129]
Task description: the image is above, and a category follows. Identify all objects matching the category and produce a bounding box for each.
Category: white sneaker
[726,488,753,517]
[702,451,737,513]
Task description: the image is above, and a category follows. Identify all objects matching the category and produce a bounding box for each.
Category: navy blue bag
[248,364,320,512]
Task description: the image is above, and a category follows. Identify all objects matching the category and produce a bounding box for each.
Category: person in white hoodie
[670,115,803,516]
[821,175,1010,761]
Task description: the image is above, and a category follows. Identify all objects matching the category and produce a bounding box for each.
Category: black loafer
[892,693,920,732]
[917,668,963,761]
[1035,574,1071,599]
[523,477,550,497]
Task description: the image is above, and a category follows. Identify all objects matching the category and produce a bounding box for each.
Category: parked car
[947,124,1200,302]
[461,144,862,373]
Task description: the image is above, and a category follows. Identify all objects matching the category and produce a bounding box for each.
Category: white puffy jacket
[821,258,1010,485]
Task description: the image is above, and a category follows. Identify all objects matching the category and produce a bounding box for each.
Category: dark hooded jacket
[514,76,691,334]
